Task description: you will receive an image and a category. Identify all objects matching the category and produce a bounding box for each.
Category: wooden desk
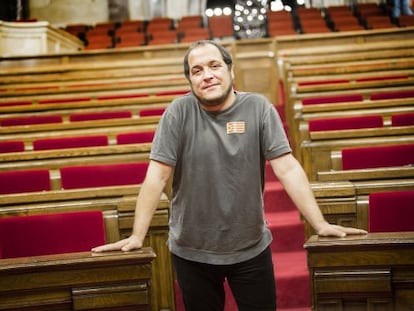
[0,248,156,310]
[304,232,414,311]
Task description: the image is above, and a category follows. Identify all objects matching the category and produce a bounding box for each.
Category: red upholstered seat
[0,169,51,194]
[370,89,414,100]
[302,94,363,105]
[60,162,148,189]
[0,100,32,107]
[0,210,106,258]
[341,143,414,170]
[33,135,109,150]
[39,97,91,104]
[0,115,63,126]
[369,190,414,232]
[308,115,383,132]
[356,74,409,82]
[155,90,189,96]
[0,140,25,153]
[97,93,149,100]
[391,112,414,126]
[139,108,165,117]
[297,79,349,86]
[69,111,132,122]
[116,131,155,144]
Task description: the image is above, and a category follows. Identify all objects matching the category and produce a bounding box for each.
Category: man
[92,40,367,311]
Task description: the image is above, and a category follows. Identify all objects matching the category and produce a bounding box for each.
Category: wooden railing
[304,232,414,311]
[0,185,174,311]
[0,248,156,311]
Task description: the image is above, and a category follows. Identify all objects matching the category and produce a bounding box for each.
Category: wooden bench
[0,247,156,311]
[277,40,414,149]
[0,56,185,85]
[304,232,414,311]
[298,110,414,143]
[301,134,414,181]
[0,182,174,311]
[0,116,159,144]
[307,178,414,238]
[277,33,414,100]
[0,80,189,104]
[0,91,174,111]
[290,86,414,157]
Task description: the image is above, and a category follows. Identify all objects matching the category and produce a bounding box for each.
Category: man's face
[187,44,235,110]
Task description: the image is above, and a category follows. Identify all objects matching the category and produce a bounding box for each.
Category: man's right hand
[91,235,143,252]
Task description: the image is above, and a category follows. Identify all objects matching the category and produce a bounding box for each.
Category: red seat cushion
[370,89,414,100]
[0,115,63,126]
[356,74,409,82]
[391,112,414,126]
[116,131,155,144]
[298,79,349,86]
[139,108,165,117]
[97,93,149,100]
[39,97,91,104]
[69,111,132,122]
[60,162,148,189]
[0,140,25,153]
[155,90,189,96]
[369,190,414,232]
[0,100,32,107]
[309,115,383,132]
[0,169,51,194]
[342,144,414,170]
[0,211,106,258]
[33,135,109,150]
[302,94,363,105]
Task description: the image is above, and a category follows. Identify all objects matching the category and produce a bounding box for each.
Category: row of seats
[269,2,414,36]
[0,130,155,153]
[277,37,414,237]
[65,3,414,50]
[0,108,164,127]
[65,15,231,50]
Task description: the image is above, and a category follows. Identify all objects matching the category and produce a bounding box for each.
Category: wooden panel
[0,248,155,311]
[305,232,414,311]
[0,187,175,311]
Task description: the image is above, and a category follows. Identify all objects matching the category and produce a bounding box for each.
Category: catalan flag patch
[226,121,246,134]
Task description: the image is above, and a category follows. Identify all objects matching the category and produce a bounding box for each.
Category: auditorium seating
[117,130,155,144]
[0,210,106,258]
[341,143,414,170]
[33,135,109,150]
[0,163,173,311]
[2,22,414,311]
[0,140,24,153]
[207,15,234,39]
[0,114,63,126]
[60,162,148,190]
[369,189,414,232]
[0,169,51,194]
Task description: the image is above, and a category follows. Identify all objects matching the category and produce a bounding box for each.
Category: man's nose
[202,67,214,79]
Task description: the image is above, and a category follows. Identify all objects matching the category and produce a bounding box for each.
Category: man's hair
[183,40,233,80]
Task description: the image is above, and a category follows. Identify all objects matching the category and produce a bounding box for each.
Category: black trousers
[172,246,277,311]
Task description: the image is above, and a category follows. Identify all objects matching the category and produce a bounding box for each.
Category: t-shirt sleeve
[262,103,292,160]
[150,105,182,166]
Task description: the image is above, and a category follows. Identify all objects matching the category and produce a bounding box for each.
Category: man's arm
[269,153,367,237]
[92,160,173,252]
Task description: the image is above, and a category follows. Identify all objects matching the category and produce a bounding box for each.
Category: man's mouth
[203,83,218,90]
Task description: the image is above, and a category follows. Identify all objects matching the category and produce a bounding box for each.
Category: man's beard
[192,81,234,108]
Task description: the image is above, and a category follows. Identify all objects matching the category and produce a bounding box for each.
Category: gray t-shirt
[150,91,291,264]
